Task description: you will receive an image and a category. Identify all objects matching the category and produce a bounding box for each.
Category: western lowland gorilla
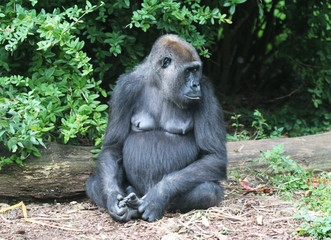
[86,34,227,222]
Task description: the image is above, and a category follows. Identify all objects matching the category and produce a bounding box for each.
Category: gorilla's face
[159,55,202,105]
[149,35,202,108]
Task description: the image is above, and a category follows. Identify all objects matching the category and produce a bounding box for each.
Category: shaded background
[0,0,330,165]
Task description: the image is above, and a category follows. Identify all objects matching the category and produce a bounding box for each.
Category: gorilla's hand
[118,192,143,209]
[106,194,138,222]
[138,193,167,222]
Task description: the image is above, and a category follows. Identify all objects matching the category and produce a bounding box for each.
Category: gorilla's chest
[124,95,198,194]
[130,103,194,135]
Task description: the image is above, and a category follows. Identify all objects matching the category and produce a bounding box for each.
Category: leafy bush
[1,0,330,169]
[228,106,330,140]
[127,0,230,58]
[218,1,330,138]
[0,0,235,168]
[0,1,109,168]
[227,109,285,140]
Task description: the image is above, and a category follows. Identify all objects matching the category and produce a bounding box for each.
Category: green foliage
[0,0,232,168]
[296,181,331,240]
[297,211,331,239]
[0,87,47,158]
[0,1,108,168]
[299,173,331,214]
[216,1,330,137]
[227,113,249,141]
[251,110,270,139]
[227,109,284,141]
[228,106,329,140]
[268,105,331,137]
[43,0,232,82]
[254,144,331,239]
[231,144,330,239]
[223,0,247,15]
[270,2,331,107]
[282,1,331,108]
[255,144,308,192]
[0,0,329,170]
[128,0,229,57]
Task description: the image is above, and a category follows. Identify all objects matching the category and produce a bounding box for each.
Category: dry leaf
[257,215,263,225]
[202,216,210,227]
[305,190,313,197]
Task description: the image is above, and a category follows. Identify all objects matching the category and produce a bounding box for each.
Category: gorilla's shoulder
[200,75,214,92]
[115,68,145,93]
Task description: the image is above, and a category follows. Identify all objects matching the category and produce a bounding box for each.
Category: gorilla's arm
[139,77,227,221]
[97,72,143,221]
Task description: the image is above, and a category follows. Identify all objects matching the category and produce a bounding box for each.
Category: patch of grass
[227,110,285,141]
[250,144,331,239]
[227,113,250,141]
[296,210,331,240]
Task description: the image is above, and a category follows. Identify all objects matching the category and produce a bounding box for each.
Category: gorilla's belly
[123,131,198,195]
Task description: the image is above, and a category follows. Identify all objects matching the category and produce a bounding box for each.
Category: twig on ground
[270,217,296,223]
[0,201,82,232]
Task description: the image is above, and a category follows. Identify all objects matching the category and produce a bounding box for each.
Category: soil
[0,179,313,240]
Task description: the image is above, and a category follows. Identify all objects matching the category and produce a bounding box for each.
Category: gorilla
[86,34,227,222]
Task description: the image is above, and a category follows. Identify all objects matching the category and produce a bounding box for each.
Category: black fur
[86,35,227,222]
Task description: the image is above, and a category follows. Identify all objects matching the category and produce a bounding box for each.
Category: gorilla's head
[147,35,202,107]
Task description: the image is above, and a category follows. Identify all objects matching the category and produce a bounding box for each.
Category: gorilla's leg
[86,174,106,208]
[169,182,223,212]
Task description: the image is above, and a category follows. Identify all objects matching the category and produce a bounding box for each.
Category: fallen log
[227,132,331,172]
[0,132,330,200]
[0,143,95,201]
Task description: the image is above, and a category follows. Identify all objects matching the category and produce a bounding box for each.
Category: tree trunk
[0,132,330,200]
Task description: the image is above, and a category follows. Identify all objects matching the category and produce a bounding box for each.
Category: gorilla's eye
[161,57,172,68]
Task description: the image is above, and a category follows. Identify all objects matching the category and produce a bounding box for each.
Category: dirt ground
[0,180,313,240]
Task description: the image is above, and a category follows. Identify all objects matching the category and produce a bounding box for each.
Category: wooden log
[0,132,330,200]
[0,143,95,200]
[227,132,331,173]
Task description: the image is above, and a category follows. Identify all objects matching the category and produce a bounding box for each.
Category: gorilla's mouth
[184,95,201,100]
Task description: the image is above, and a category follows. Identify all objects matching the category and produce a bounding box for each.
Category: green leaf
[100,89,107,98]
[33,150,41,157]
[44,68,56,79]
[9,124,15,134]
[86,0,92,8]
[95,104,108,112]
[90,149,101,153]
[258,4,264,16]
[8,138,17,151]
[124,0,130,8]
[229,5,236,15]
[0,130,5,138]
